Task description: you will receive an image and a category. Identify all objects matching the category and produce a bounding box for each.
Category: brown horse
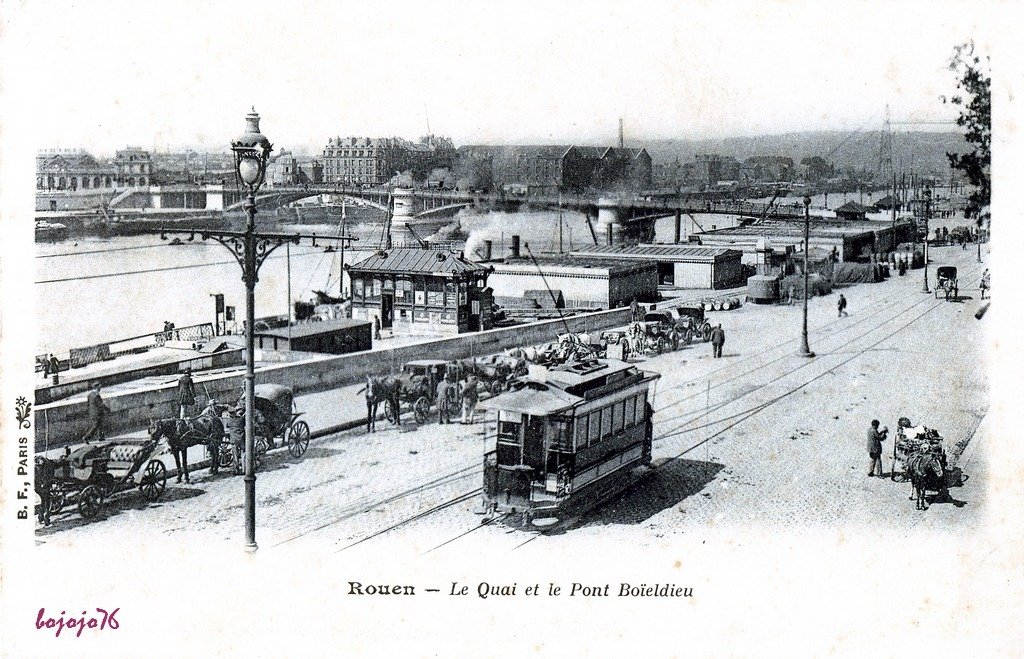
[908,452,945,510]
[365,376,402,432]
[149,409,224,484]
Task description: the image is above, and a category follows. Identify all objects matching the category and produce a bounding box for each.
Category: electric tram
[479,358,660,527]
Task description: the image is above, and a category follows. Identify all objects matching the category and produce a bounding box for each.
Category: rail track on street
[387,260,986,555]
[270,258,985,553]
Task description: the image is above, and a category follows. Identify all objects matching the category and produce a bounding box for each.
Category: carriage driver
[226,403,245,476]
[867,419,889,478]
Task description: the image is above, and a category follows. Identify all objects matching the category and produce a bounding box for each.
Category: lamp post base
[798,349,816,358]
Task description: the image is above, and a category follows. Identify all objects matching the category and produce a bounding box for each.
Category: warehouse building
[568,244,744,289]
[488,256,658,309]
[254,318,372,354]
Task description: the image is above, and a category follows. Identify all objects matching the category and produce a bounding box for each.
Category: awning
[478,383,583,416]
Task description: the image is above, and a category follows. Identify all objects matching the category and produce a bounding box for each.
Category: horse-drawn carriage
[378,359,451,425]
[891,417,950,510]
[217,384,311,470]
[458,354,526,395]
[36,438,168,522]
[934,266,958,300]
[675,305,713,342]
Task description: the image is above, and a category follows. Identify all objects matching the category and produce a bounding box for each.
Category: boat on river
[35,220,69,242]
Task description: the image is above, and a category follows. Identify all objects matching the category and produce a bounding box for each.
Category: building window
[444,282,457,308]
[353,277,364,300]
[427,278,444,307]
[459,282,468,305]
[371,278,382,299]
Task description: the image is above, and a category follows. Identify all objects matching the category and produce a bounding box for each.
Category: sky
[0,0,1007,157]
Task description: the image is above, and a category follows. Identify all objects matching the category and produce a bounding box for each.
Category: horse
[908,452,945,510]
[149,408,224,484]
[35,456,60,525]
[365,376,402,433]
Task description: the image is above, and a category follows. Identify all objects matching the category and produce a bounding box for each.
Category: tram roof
[544,358,635,388]
[479,382,584,416]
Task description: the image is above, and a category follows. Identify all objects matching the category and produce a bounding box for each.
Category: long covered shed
[568,244,744,289]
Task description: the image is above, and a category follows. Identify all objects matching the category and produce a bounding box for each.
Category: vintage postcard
[2,1,1022,655]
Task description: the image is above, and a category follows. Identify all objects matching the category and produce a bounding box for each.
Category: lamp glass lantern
[231,109,273,192]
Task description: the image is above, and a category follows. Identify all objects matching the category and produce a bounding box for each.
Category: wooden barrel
[703,300,714,311]
[721,300,733,311]
[713,300,723,311]
[729,296,741,308]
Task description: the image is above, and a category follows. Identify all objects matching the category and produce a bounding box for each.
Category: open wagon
[42,438,168,520]
[890,418,947,483]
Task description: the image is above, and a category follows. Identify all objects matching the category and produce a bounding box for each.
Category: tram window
[498,420,521,442]
[613,400,625,433]
[588,411,600,444]
[625,395,636,427]
[601,406,612,438]
[575,415,589,449]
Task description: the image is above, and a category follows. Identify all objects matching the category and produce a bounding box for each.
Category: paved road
[36,247,987,555]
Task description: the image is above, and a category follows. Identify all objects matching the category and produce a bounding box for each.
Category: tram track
[272,260,984,553]
[425,267,984,555]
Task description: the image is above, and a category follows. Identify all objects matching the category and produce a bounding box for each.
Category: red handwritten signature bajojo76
[35,607,120,638]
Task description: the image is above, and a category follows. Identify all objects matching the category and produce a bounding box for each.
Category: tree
[943,41,991,224]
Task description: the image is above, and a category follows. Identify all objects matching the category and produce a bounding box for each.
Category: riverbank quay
[34,287,740,451]
[36,246,987,551]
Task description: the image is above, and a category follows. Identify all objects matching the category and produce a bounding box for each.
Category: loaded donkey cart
[890,417,960,510]
[36,438,168,522]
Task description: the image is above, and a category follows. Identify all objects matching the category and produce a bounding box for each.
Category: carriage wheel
[384,399,398,423]
[218,444,234,468]
[414,397,430,424]
[139,460,167,501]
[254,438,268,470]
[77,485,102,519]
[288,421,311,458]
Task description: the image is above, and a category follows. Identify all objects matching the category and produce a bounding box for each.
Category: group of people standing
[435,372,480,425]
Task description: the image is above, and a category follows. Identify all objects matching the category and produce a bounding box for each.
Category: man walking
[838,293,848,317]
[461,374,479,425]
[373,315,382,340]
[84,383,109,443]
[178,367,196,419]
[866,419,888,477]
[709,324,725,359]
[436,376,454,425]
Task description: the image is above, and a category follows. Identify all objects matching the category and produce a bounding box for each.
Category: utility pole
[799,197,815,358]
[921,185,931,293]
[618,117,624,150]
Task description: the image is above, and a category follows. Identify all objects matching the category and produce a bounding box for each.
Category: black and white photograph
[1,1,1022,656]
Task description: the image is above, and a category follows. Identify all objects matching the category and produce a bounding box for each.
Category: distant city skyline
[1,1,1005,155]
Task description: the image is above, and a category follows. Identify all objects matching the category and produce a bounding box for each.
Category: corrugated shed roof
[834,201,872,214]
[570,244,739,261]
[348,248,489,276]
[255,318,370,340]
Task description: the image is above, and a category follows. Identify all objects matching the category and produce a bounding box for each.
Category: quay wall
[34,306,636,451]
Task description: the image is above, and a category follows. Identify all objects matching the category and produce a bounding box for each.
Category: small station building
[346,248,494,335]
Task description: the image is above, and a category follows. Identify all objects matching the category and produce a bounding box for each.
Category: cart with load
[39,437,168,520]
[890,417,947,483]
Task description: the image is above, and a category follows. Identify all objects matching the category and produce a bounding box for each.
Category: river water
[38,189,968,356]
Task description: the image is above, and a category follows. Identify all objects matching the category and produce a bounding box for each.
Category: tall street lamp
[799,196,815,358]
[921,185,931,294]
[159,110,349,552]
[232,108,274,552]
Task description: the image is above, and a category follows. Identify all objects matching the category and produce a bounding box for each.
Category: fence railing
[67,322,216,369]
